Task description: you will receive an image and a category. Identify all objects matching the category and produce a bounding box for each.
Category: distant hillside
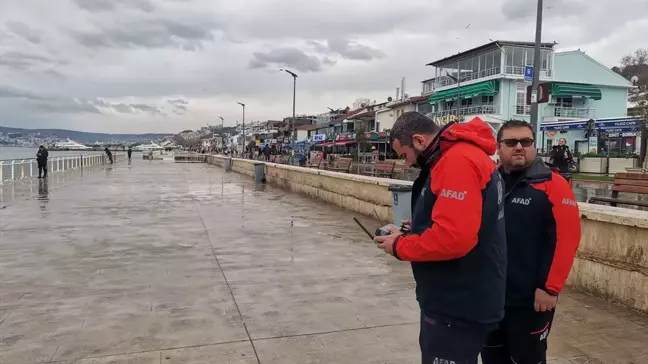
[0,126,170,142]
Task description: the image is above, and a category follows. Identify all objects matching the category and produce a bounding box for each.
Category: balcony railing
[504,66,553,78]
[515,105,531,115]
[553,107,595,118]
[431,105,500,118]
[427,67,502,90]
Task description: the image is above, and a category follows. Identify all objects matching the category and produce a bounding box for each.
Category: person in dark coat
[36,145,49,178]
[127,147,133,161]
[549,138,572,173]
[104,147,113,164]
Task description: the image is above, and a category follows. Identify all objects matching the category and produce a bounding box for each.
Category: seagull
[465,23,471,29]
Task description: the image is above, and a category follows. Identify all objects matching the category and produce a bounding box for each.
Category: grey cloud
[69,17,219,50]
[321,39,385,61]
[36,102,101,114]
[72,0,155,12]
[0,86,49,101]
[111,103,135,113]
[249,48,323,72]
[6,21,42,44]
[0,51,54,70]
[167,99,188,105]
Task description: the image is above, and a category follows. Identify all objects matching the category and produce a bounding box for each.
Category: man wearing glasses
[481,120,581,364]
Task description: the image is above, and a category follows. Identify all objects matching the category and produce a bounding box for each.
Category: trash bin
[388,184,412,226]
[253,162,266,184]
[225,157,232,172]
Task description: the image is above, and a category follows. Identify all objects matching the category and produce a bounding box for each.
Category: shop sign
[588,136,598,153]
[433,114,459,125]
[266,139,278,144]
[605,132,638,138]
[313,134,326,142]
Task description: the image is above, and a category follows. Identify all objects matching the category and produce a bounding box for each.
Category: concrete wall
[207,156,648,312]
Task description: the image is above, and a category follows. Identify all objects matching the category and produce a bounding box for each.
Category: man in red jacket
[375,112,506,364]
[481,119,581,364]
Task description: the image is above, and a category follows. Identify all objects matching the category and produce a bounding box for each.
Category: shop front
[540,117,642,155]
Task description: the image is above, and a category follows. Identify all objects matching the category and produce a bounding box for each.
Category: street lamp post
[280,69,298,152]
[218,116,224,129]
[237,103,245,156]
[529,0,544,131]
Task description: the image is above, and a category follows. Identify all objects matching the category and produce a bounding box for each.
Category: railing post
[0,161,3,184]
[20,160,25,179]
[11,161,15,180]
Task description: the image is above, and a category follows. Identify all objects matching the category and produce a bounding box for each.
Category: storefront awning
[428,80,499,104]
[550,82,602,100]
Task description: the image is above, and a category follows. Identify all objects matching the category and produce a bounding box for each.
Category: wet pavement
[1,160,647,364]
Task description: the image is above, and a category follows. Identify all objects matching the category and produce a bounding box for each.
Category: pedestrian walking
[481,120,581,364]
[127,146,133,162]
[104,147,113,164]
[36,145,49,178]
[374,112,506,364]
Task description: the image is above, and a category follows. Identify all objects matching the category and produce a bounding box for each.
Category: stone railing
[207,155,648,312]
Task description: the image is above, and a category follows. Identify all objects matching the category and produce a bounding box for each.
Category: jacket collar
[500,157,552,183]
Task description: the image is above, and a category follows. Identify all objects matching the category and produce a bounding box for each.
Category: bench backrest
[335,157,352,170]
[375,160,396,173]
[612,173,648,194]
[310,156,322,167]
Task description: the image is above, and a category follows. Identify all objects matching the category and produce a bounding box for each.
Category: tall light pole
[237,102,245,155]
[280,69,298,150]
[218,116,224,129]
[529,0,544,130]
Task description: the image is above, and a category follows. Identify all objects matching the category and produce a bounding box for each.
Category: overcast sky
[1,0,647,133]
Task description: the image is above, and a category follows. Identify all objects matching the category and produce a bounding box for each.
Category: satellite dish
[387,96,393,102]
[631,75,639,85]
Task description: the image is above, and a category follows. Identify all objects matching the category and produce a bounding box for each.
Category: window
[482,96,494,105]
[461,98,473,107]
[556,97,573,108]
[516,82,529,115]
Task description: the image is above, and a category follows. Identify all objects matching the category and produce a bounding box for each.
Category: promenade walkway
[1,160,647,364]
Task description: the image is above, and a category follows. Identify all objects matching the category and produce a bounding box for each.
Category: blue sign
[524,66,534,82]
[540,118,641,132]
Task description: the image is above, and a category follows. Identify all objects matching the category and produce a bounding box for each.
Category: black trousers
[38,162,48,177]
[481,307,555,364]
[419,311,493,364]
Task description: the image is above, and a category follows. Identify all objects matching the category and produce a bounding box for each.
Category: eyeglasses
[500,138,535,147]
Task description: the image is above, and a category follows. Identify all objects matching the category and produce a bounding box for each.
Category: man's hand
[401,219,412,229]
[374,226,402,256]
[534,288,557,312]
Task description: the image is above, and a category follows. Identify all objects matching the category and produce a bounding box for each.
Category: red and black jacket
[499,158,581,307]
[393,117,507,325]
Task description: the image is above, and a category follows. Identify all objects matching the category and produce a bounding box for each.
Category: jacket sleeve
[543,174,581,294]
[395,151,486,262]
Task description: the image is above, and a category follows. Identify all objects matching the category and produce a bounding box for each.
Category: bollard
[225,157,233,172]
[388,184,413,226]
[253,162,266,184]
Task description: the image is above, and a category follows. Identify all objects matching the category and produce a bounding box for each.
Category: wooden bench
[366,161,396,178]
[588,173,648,208]
[329,157,353,173]
[308,155,323,169]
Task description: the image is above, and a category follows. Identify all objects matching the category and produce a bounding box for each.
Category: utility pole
[219,116,224,129]
[237,103,245,155]
[529,0,544,130]
[446,71,462,122]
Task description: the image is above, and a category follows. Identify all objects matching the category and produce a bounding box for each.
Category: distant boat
[54,139,91,150]
[133,142,163,151]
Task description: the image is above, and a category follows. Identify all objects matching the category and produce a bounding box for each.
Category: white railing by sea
[0,153,125,184]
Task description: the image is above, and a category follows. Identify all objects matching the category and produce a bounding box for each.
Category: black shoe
[37,176,42,179]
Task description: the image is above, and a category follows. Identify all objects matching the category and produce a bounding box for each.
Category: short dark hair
[497,119,536,142]
[389,111,440,146]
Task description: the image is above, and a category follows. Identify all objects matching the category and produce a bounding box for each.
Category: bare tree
[614,49,648,166]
